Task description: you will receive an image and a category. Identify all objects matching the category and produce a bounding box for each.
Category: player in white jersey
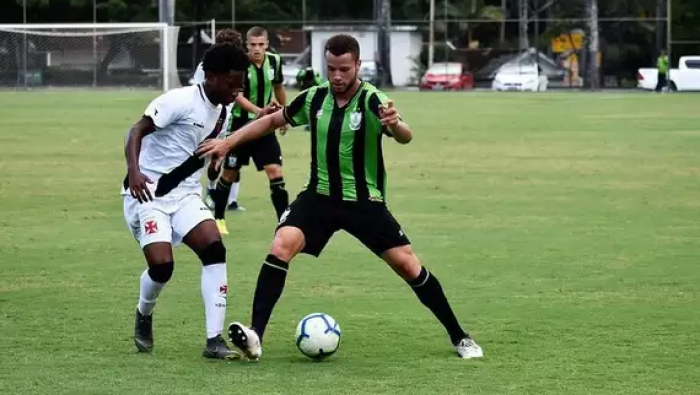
[122,42,249,360]
[192,29,245,215]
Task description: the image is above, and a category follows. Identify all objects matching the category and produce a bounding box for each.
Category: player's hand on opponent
[256,102,283,120]
[378,100,400,127]
[128,170,154,203]
[197,139,229,171]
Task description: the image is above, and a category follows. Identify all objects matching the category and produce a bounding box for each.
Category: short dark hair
[246,26,268,39]
[216,28,243,47]
[202,43,249,73]
[324,34,360,61]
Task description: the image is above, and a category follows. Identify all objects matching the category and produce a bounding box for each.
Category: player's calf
[192,239,239,359]
[134,260,174,353]
[382,246,483,358]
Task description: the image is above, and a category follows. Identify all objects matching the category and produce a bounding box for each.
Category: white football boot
[455,338,484,359]
[227,322,262,361]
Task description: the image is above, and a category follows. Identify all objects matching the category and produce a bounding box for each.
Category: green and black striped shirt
[283,81,393,203]
[232,52,283,121]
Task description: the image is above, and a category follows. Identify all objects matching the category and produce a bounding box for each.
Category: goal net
[0,23,179,91]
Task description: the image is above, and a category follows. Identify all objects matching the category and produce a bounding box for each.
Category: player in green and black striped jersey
[198,34,483,360]
[210,26,289,235]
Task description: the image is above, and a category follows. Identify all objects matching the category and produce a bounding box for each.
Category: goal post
[0,23,180,91]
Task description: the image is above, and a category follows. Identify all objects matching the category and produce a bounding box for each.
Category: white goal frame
[0,23,174,91]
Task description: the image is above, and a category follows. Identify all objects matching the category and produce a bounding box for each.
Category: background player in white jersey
[193,29,246,212]
[122,42,249,360]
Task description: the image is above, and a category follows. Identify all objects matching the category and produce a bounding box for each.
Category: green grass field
[1,90,699,395]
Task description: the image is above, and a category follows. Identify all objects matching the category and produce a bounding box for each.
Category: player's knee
[198,240,227,266]
[147,261,174,283]
[269,228,303,262]
[221,169,238,183]
[265,165,283,180]
[382,245,421,281]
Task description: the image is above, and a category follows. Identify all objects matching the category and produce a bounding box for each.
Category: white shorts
[123,193,214,248]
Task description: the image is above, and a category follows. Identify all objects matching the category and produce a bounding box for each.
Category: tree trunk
[378,0,393,87]
[656,0,665,54]
[586,0,600,89]
[500,0,506,44]
[518,0,529,50]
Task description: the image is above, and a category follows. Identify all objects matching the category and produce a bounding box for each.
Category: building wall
[310,29,422,87]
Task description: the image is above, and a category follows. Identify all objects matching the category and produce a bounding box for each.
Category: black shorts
[276,191,411,257]
[223,117,282,171]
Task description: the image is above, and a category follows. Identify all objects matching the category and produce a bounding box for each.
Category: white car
[637,55,700,91]
[492,64,548,92]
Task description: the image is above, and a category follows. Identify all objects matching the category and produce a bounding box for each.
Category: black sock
[213,178,232,220]
[269,177,289,220]
[408,267,468,345]
[251,254,289,341]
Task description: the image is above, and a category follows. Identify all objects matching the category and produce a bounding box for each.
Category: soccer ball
[295,313,341,360]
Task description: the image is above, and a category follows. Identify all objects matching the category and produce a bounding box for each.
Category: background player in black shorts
[211,26,289,235]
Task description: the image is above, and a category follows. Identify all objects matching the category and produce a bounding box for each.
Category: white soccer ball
[295,313,341,360]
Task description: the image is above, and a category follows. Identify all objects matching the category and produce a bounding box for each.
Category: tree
[585,0,600,88]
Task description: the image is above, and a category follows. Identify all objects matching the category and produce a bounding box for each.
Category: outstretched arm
[196,108,288,164]
[225,110,288,148]
[235,94,262,116]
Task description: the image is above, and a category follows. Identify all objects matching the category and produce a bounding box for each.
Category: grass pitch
[0,90,699,395]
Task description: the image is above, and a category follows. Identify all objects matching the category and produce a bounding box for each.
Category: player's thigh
[124,196,175,263]
[342,203,411,257]
[276,192,338,258]
[252,134,283,172]
[171,195,216,247]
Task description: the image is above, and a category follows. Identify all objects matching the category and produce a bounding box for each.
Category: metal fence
[3,14,697,90]
[176,15,694,89]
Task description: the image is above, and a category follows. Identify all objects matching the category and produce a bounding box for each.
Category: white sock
[228,182,240,205]
[207,179,217,190]
[201,263,228,339]
[138,269,166,316]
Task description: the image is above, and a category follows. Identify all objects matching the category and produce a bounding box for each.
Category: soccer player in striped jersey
[211,26,289,235]
[197,34,484,360]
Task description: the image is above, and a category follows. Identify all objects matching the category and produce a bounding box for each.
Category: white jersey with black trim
[121,84,224,198]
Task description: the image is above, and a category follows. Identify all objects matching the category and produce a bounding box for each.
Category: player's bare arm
[273,83,287,107]
[379,100,413,144]
[235,93,263,116]
[273,83,289,134]
[197,109,287,163]
[125,116,156,203]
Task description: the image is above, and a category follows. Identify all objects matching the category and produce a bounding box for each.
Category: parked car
[419,62,474,91]
[637,55,700,91]
[491,64,548,92]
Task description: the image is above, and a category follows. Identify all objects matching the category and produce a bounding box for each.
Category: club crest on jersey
[316,109,323,119]
[268,68,275,80]
[349,110,362,131]
[144,220,159,235]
